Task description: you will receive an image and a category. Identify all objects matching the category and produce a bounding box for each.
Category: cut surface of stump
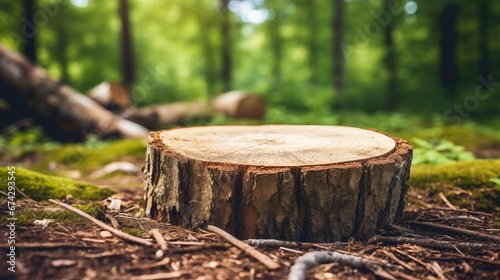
[144,125,412,242]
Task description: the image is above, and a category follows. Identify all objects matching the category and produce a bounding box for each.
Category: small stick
[207,225,280,270]
[410,221,500,243]
[245,239,347,249]
[0,242,97,249]
[417,207,493,217]
[438,192,456,210]
[105,214,120,229]
[149,229,169,251]
[371,235,500,251]
[49,199,153,247]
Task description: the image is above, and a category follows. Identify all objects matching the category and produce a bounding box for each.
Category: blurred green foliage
[0,0,499,117]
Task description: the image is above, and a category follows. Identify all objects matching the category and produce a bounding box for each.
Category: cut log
[87,81,132,112]
[144,125,413,242]
[212,91,265,120]
[123,92,266,130]
[0,43,149,141]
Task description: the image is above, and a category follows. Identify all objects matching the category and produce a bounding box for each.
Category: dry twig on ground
[207,225,280,270]
[49,199,153,247]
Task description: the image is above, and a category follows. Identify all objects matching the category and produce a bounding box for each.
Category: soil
[1,166,500,280]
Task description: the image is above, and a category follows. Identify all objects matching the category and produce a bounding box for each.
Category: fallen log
[87,81,132,113]
[0,44,149,141]
[144,125,412,242]
[122,91,265,130]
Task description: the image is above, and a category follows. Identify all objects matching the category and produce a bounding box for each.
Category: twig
[438,192,456,210]
[417,207,493,217]
[288,250,399,280]
[245,239,346,249]
[207,225,280,270]
[125,257,171,271]
[129,271,185,280]
[166,243,230,254]
[426,253,500,267]
[371,235,500,251]
[49,199,153,247]
[0,242,96,249]
[105,214,120,229]
[149,229,169,250]
[410,221,500,243]
[380,250,415,271]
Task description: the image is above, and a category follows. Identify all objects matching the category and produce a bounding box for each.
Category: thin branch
[416,207,493,217]
[245,238,346,249]
[288,250,399,280]
[49,199,153,247]
[438,192,456,210]
[410,221,500,243]
[0,242,97,249]
[426,253,500,267]
[129,271,185,280]
[149,229,168,251]
[371,235,500,251]
[207,225,280,270]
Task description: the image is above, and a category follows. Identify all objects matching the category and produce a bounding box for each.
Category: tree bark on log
[0,43,149,141]
[123,91,265,130]
[144,125,412,242]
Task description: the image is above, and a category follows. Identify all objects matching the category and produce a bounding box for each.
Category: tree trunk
[23,0,36,63]
[268,3,282,90]
[220,0,232,92]
[333,0,345,110]
[478,0,490,79]
[383,0,397,111]
[0,44,149,141]
[119,0,135,89]
[306,0,318,85]
[439,4,458,98]
[55,2,69,83]
[144,125,412,242]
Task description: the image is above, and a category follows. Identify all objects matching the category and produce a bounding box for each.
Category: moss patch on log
[0,167,114,201]
[410,160,500,213]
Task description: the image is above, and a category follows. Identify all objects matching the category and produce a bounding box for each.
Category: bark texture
[144,125,412,242]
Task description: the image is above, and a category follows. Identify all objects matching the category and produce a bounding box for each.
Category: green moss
[0,167,114,201]
[410,160,500,213]
[0,203,103,226]
[410,160,500,189]
[38,139,147,171]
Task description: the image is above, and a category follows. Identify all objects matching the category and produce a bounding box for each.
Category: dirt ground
[1,165,500,280]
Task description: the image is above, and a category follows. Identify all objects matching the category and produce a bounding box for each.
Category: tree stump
[144,125,412,242]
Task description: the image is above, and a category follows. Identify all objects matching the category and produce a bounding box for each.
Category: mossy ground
[0,167,114,201]
[410,159,500,213]
[0,203,105,226]
[38,139,147,171]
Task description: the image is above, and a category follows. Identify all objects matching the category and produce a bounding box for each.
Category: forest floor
[1,139,500,280]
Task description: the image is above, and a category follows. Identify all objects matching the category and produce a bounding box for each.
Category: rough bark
[144,125,412,242]
[0,43,149,141]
